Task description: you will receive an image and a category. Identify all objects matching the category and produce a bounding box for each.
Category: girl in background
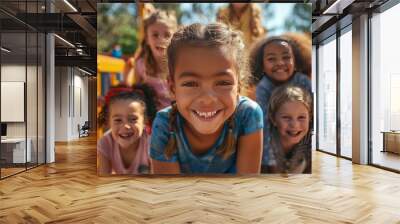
[267,85,312,174]
[97,84,158,175]
[125,10,178,110]
[150,23,264,174]
[249,36,312,172]
[217,3,266,47]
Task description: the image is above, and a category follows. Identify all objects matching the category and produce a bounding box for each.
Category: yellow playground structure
[96,55,126,138]
[97,55,125,97]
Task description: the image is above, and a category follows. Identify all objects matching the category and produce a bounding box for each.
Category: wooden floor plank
[0,135,399,223]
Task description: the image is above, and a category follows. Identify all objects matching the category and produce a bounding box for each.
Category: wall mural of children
[97,3,313,176]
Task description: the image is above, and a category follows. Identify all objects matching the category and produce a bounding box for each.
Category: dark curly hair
[249,36,302,85]
[98,83,158,128]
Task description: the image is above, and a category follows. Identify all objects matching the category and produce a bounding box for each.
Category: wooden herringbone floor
[0,136,400,223]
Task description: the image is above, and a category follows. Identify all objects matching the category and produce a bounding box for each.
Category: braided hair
[164,23,249,160]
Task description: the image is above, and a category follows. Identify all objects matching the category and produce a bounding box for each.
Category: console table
[0,138,32,164]
[381,131,400,154]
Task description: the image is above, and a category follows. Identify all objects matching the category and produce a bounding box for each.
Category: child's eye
[164,32,171,39]
[152,33,159,38]
[113,118,122,124]
[283,56,292,60]
[298,116,307,121]
[267,57,276,62]
[216,80,233,86]
[181,81,198,87]
[128,117,138,123]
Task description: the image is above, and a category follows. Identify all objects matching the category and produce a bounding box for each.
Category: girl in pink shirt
[125,10,177,110]
[97,84,157,175]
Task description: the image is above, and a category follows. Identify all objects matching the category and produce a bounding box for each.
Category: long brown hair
[164,23,250,160]
[135,10,177,78]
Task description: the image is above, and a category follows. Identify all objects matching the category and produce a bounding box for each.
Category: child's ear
[270,116,277,127]
[168,77,176,100]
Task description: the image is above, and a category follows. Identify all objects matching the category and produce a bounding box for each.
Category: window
[317,35,337,154]
[371,3,400,171]
[339,27,352,158]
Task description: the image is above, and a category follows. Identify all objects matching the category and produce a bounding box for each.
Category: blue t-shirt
[255,72,312,166]
[150,96,263,174]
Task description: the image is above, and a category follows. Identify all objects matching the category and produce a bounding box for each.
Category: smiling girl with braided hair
[150,23,264,174]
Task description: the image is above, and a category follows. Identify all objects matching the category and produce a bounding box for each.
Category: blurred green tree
[153,3,219,25]
[284,3,312,33]
[152,3,184,23]
[97,3,138,56]
[184,3,219,24]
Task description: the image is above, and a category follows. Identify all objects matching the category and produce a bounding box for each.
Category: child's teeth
[195,110,217,118]
[288,131,300,136]
[120,133,132,137]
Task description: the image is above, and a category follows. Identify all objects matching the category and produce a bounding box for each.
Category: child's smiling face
[146,22,173,59]
[170,46,239,136]
[109,100,145,150]
[263,41,295,82]
[272,101,309,150]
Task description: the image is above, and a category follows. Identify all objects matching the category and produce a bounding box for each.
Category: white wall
[55,66,68,141]
[1,65,26,140]
[54,67,89,141]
